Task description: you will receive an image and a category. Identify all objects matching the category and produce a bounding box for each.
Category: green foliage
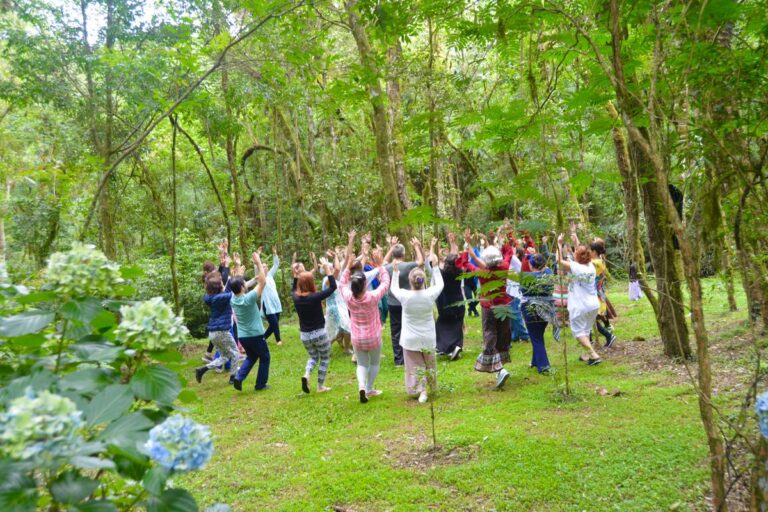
[0,245,214,511]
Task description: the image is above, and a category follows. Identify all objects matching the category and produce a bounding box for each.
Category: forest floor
[176,277,762,511]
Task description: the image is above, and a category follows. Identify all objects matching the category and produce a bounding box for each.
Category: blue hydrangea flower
[0,387,84,467]
[755,391,768,438]
[145,415,213,472]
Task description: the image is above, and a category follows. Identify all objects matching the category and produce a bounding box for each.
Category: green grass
[176,278,751,511]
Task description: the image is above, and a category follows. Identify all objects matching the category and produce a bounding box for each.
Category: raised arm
[389,261,408,303]
[427,262,445,302]
[411,237,425,268]
[384,235,398,264]
[369,249,391,301]
[338,268,353,302]
[345,229,357,270]
[464,228,486,269]
[556,233,572,273]
[248,252,267,296]
[268,247,280,278]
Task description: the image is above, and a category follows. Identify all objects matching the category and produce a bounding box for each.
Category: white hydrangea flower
[45,243,123,297]
[115,297,189,351]
[0,388,84,467]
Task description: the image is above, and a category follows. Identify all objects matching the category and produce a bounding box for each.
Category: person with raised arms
[292,251,337,394]
[339,230,391,403]
[390,238,444,403]
[229,252,271,391]
[556,234,602,366]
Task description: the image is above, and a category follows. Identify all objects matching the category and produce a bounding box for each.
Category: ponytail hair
[350,272,367,298]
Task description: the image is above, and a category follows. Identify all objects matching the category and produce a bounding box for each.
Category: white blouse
[390,263,445,352]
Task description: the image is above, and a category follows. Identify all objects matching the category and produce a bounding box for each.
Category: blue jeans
[509,297,529,341]
[235,335,270,389]
[522,309,550,372]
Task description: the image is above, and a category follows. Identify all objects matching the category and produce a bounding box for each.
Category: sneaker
[418,391,428,404]
[538,366,552,375]
[366,389,382,397]
[301,376,310,394]
[359,389,368,403]
[276,341,283,346]
[255,385,271,391]
[228,375,235,385]
[450,346,462,361]
[605,334,617,349]
[587,358,602,366]
[195,367,207,384]
[233,378,243,391]
[317,386,331,393]
[496,369,510,389]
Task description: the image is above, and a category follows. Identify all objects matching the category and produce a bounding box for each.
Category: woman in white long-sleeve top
[390,239,444,404]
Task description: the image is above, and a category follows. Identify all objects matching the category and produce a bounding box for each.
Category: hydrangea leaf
[145,488,198,512]
[50,471,99,505]
[74,500,119,512]
[70,342,122,364]
[60,368,117,395]
[142,466,169,496]
[99,411,155,449]
[84,384,133,426]
[61,298,106,324]
[131,366,181,405]
[0,310,55,337]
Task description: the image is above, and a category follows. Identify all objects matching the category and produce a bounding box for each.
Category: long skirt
[435,307,465,354]
[474,306,511,373]
[404,348,437,395]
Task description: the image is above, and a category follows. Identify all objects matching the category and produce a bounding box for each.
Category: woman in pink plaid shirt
[339,230,391,404]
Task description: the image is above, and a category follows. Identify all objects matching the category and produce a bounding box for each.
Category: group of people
[194,223,621,403]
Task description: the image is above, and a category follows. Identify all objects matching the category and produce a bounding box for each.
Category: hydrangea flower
[115,297,189,351]
[45,243,123,297]
[755,391,768,438]
[0,388,84,467]
[204,505,232,512]
[145,415,213,472]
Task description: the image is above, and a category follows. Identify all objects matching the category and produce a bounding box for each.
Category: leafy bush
[0,245,222,511]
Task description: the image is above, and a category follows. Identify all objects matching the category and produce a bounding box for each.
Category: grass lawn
[177,277,753,511]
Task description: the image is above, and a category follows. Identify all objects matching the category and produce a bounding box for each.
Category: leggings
[301,330,331,387]
[354,347,381,392]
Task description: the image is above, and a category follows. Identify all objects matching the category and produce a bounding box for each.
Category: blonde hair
[408,267,427,290]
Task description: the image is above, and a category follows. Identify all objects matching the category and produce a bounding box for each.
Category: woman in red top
[459,228,515,389]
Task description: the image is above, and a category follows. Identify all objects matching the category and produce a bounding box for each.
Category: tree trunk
[607,102,659,317]
[221,60,249,259]
[345,0,403,222]
[98,0,117,260]
[386,42,412,210]
[169,118,181,315]
[607,1,725,507]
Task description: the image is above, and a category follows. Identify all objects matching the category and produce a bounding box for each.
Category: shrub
[0,245,222,511]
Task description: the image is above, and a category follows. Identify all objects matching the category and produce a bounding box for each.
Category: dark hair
[443,254,459,276]
[202,260,216,284]
[350,271,366,297]
[229,276,246,295]
[531,254,546,270]
[574,245,592,265]
[515,246,525,259]
[590,241,606,256]
[205,272,223,295]
[350,260,363,273]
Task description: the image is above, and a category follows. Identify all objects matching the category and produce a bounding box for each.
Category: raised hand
[371,247,383,266]
[272,246,278,255]
[348,229,357,243]
[233,252,242,267]
[463,227,472,244]
[447,232,456,244]
[557,233,565,245]
[389,235,399,247]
